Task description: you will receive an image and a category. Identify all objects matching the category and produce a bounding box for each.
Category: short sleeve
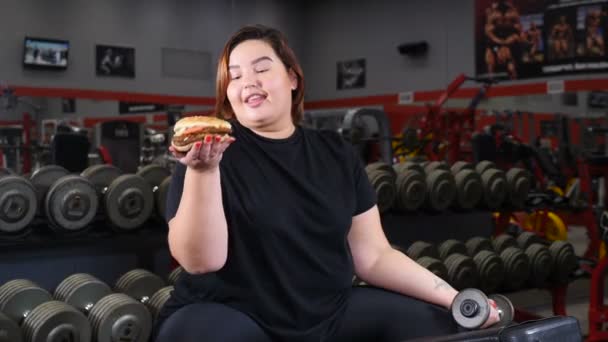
[349,145,377,215]
[165,162,186,222]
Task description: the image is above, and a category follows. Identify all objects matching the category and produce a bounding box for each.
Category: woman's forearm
[360,248,458,310]
[168,167,228,273]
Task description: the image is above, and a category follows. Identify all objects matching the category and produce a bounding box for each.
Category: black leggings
[154,287,458,342]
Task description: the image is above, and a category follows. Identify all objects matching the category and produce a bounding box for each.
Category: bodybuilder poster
[475,0,608,80]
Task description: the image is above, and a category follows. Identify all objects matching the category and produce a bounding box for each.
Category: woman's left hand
[480,299,502,329]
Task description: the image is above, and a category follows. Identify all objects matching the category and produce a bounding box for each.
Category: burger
[171,116,233,152]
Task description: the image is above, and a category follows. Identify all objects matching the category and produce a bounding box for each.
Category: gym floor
[505,226,596,337]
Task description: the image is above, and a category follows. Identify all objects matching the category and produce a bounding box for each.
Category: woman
[155,25,499,342]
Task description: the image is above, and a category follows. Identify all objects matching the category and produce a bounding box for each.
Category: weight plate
[168,267,184,285]
[145,286,174,324]
[55,273,112,313]
[156,177,171,219]
[44,175,99,233]
[525,243,553,288]
[516,231,544,250]
[0,176,37,234]
[426,170,456,211]
[492,234,517,254]
[365,162,397,183]
[407,241,439,260]
[0,279,52,324]
[444,254,478,290]
[417,257,448,281]
[451,288,490,329]
[549,241,578,285]
[506,168,531,208]
[500,247,531,291]
[0,311,22,342]
[473,250,505,294]
[136,164,171,190]
[395,170,426,211]
[115,269,166,304]
[453,170,482,209]
[438,240,467,260]
[89,293,152,342]
[368,169,396,213]
[105,174,154,231]
[480,169,507,209]
[488,294,514,328]
[393,161,424,175]
[23,300,90,342]
[450,161,473,175]
[81,164,123,195]
[30,165,69,214]
[0,168,13,177]
[424,161,449,174]
[475,161,497,176]
[466,237,493,257]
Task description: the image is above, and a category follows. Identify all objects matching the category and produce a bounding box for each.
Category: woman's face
[226,39,297,129]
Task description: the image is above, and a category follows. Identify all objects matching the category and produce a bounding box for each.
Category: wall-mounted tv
[23,36,69,70]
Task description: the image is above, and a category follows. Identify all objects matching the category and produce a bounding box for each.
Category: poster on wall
[475,0,608,81]
[95,44,135,78]
[337,58,366,90]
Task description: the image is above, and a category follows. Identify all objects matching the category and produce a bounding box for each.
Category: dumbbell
[406,241,440,260]
[0,279,90,342]
[167,267,184,286]
[492,234,531,291]
[451,288,514,330]
[465,237,505,294]
[422,162,456,212]
[54,273,152,342]
[30,165,99,235]
[365,162,397,213]
[475,161,507,210]
[516,232,552,288]
[505,168,531,209]
[450,162,483,210]
[0,167,37,237]
[548,240,578,285]
[81,165,154,231]
[114,269,173,326]
[392,162,426,212]
[135,165,171,220]
[0,311,22,342]
[438,240,478,290]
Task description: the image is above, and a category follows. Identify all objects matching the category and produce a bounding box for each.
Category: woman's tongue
[246,94,266,108]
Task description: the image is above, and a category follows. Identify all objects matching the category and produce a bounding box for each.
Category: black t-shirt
[164,119,376,341]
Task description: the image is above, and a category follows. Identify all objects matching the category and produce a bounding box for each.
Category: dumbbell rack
[0,223,171,291]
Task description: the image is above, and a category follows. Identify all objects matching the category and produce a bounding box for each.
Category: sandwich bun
[171,115,232,152]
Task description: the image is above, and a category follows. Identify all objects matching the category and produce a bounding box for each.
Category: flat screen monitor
[23,36,69,70]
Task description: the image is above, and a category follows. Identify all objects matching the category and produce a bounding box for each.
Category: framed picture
[95,44,135,78]
[337,58,366,90]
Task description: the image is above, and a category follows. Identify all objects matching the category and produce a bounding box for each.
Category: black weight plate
[417,257,448,281]
[0,311,22,342]
[0,279,52,323]
[23,300,90,342]
[55,273,112,312]
[136,165,171,190]
[480,169,507,209]
[0,176,37,234]
[393,162,424,175]
[450,161,473,175]
[438,240,467,260]
[453,170,483,209]
[444,253,478,290]
[156,177,171,219]
[525,243,553,288]
[105,175,154,231]
[426,170,456,211]
[115,269,165,303]
[365,162,397,183]
[473,250,505,294]
[492,234,517,254]
[424,161,450,174]
[407,241,439,260]
[517,231,544,250]
[81,164,123,194]
[30,165,69,213]
[451,288,490,330]
[500,247,531,291]
[506,168,531,208]
[395,170,426,211]
[45,175,99,233]
[488,294,514,328]
[145,286,174,323]
[475,161,497,176]
[168,267,183,285]
[89,293,151,342]
[549,241,578,285]
[368,169,396,213]
[466,237,493,257]
[0,168,13,177]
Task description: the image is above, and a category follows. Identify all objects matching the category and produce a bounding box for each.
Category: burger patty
[172,129,231,146]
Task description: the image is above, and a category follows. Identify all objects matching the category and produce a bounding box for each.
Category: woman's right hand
[169,134,236,172]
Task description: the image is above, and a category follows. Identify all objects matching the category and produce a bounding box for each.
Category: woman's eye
[256,68,269,73]
[231,75,241,80]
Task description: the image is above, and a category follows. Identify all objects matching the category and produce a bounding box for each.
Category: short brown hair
[215,25,305,123]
